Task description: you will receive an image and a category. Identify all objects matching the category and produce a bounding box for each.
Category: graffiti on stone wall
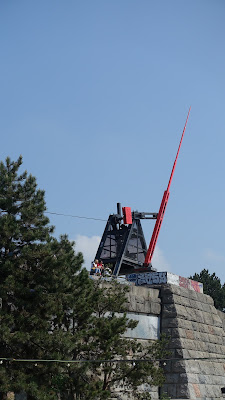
[126,272,167,286]
[190,279,202,293]
[179,276,189,289]
[178,276,202,292]
[126,271,203,293]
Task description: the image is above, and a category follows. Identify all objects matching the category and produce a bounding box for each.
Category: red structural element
[144,107,191,266]
[122,207,132,224]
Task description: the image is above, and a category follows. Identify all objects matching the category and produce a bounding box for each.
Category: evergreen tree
[58,279,168,400]
[189,269,225,311]
[0,157,168,400]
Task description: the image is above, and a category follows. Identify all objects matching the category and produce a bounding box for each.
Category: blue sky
[1,1,225,281]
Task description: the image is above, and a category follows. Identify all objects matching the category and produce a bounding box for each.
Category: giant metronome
[94,108,191,277]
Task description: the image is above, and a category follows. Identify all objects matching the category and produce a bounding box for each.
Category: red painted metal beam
[144,107,191,266]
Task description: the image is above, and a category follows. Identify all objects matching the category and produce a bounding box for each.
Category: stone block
[161,293,174,304]
[173,294,190,307]
[192,383,202,398]
[208,333,222,345]
[168,338,182,349]
[180,337,197,350]
[135,295,144,304]
[146,287,160,299]
[171,327,183,338]
[198,374,206,384]
[175,304,187,318]
[200,361,224,376]
[203,312,214,325]
[165,373,179,383]
[178,319,193,330]
[149,302,161,315]
[196,322,209,333]
[161,317,178,328]
[162,383,177,398]
[188,290,198,301]
[189,299,200,310]
[195,292,214,305]
[182,348,192,358]
[212,314,223,327]
[175,348,183,358]
[208,325,216,335]
[206,384,221,398]
[127,296,137,311]
[171,360,186,373]
[211,374,225,385]
[171,284,189,297]
[185,329,195,340]
[176,383,190,398]
[135,303,145,313]
[191,321,200,331]
[194,331,209,342]
[202,302,212,312]
[179,373,189,383]
[162,303,177,318]
[142,302,151,314]
[207,342,219,353]
[195,341,208,352]
[193,309,206,323]
[185,360,201,374]
[209,304,219,315]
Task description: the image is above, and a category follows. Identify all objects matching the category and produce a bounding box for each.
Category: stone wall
[14,278,225,400]
[120,284,162,400]
[126,284,161,315]
[160,284,225,400]
[100,277,225,399]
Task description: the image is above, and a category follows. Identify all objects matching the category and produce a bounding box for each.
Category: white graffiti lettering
[127,272,167,286]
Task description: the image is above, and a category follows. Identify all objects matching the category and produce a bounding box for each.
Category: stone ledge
[161,285,214,305]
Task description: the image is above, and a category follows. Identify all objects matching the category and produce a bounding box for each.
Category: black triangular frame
[95,215,148,276]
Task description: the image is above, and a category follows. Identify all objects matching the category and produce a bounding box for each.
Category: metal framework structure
[95,204,157,276]
[94,108,191,277]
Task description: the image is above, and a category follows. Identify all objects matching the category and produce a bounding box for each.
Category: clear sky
[1,1,225,281]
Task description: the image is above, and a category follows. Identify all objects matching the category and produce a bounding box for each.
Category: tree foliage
[189,268,225,311]
[0,157,168,399]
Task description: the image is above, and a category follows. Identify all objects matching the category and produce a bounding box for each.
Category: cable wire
[45,211,107,222]
[1,356,225,364]
[0,196,107,222]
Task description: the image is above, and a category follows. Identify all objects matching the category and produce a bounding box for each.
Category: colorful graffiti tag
[126,272,203,293]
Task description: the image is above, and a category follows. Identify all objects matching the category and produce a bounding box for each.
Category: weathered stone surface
[179,373,189,383]
[162,383,177,398]
[168,338,183,349]
[160,283,225,399]
[177,319,193,330]
[171,360,186,373]
[161,317,179,328]
[149,301,161,314]
[192,383,202,398]
[121,282,225,399]
[176,383,190,398]
[165,373,179,383]
[162,303,177,318]
[126,285,161,315]
[217,309,225,331]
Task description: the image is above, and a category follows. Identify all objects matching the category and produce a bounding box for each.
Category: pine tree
[58,279,168,400]
[189,269,225,311]
[0,156,85,398]
[0,157,168,400]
